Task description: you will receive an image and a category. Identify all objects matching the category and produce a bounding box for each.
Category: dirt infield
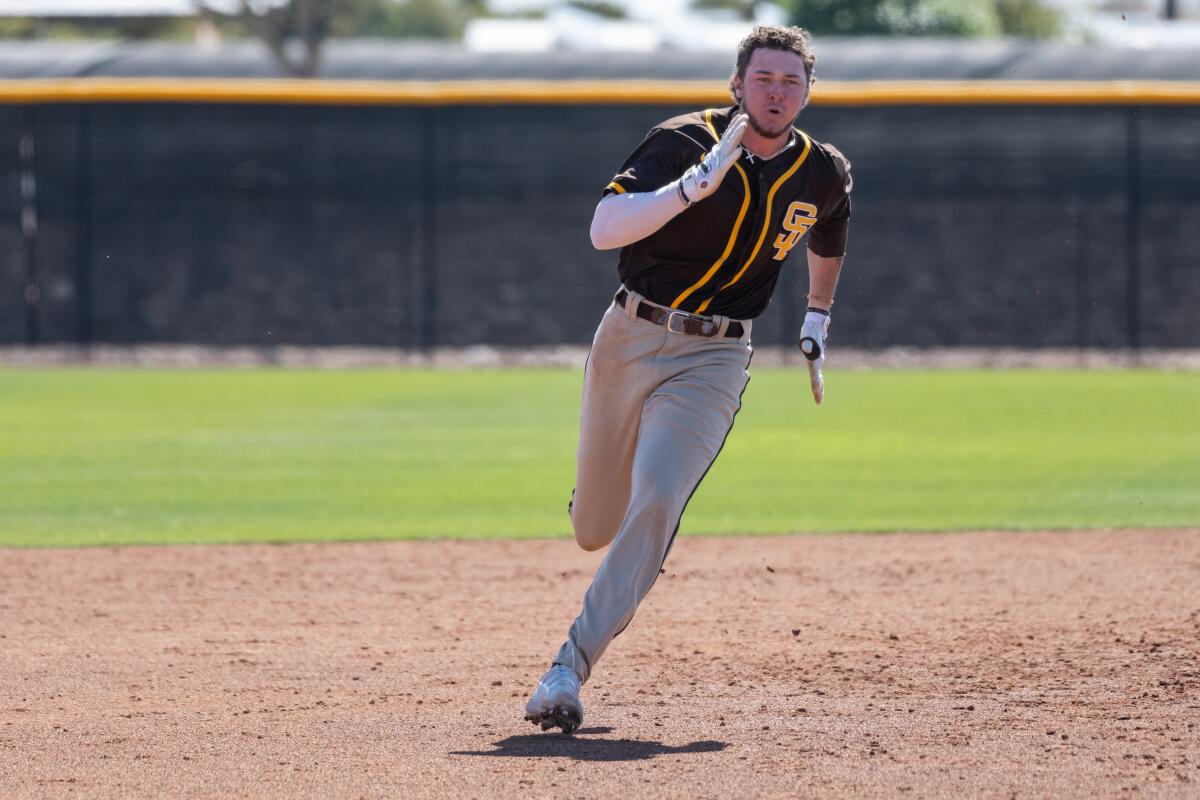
[2,530,1197,799]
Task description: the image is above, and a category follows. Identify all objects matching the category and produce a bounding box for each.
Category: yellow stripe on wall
[0,78,724,105]
[816,79,1200,105]
[2,78,1200,106]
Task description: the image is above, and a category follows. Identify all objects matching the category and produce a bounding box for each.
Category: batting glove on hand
[677,113,747,206]
[799,310,830,405]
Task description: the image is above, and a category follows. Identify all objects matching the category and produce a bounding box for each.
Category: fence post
[18,106,40,345]
[1071,193,1090,349]
[75,104,93,346]
[418,106,439,352]
[1125,106,1141,352]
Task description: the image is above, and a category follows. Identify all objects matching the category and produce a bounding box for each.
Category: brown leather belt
[615,289,745,339]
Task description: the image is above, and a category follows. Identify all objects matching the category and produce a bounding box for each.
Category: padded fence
[1,91,1198,349]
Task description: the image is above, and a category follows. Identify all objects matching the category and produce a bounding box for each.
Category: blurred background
[2,0,1198,354]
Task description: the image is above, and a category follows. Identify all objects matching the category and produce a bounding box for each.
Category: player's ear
[802,74,816,110]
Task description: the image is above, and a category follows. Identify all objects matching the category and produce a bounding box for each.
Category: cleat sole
[524,706,582,735]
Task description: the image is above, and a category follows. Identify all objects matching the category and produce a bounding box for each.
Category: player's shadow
[451,727,727,763]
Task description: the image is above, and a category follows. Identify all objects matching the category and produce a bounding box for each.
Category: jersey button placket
[702,166,767,315]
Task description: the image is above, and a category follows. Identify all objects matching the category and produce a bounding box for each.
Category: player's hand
[799,310,829,405]
[677,113,747,205]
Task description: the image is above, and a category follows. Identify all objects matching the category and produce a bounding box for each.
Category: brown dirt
[2,530,1198,799]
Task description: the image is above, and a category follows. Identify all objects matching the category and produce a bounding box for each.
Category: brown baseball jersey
[603,105,852,320]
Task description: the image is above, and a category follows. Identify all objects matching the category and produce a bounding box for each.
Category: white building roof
[0,0,243,15]
[4,0,1200,51]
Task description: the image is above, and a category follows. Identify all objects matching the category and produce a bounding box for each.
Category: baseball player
[525,25,852,734]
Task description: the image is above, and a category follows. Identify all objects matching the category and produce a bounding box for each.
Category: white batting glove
[799,310,830,406]
[676,113,747,206]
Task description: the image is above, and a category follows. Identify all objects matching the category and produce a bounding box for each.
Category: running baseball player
[525,25,852,734]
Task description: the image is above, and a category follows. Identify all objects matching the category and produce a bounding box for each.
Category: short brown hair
[730,25,816,101]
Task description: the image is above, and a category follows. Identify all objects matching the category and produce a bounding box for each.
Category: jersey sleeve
[807,145,853,258]
[602,128,690,198]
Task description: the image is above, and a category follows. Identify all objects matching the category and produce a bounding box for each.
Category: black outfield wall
[2,100,1197,349]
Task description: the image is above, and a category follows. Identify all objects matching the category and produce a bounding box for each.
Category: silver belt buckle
[666,311,690,335]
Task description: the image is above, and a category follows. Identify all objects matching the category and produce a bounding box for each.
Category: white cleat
[523,664,583,735]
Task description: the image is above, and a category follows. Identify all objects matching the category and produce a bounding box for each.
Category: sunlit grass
[1,368,1197,547]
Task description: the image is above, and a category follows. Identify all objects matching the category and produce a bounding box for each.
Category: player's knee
[574,532,608,552]
[572,516,612,551]
[571,508,617,552]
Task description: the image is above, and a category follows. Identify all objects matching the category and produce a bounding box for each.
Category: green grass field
[1,368,1197,548]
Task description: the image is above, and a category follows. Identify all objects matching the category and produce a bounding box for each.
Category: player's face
[733,48,810,139]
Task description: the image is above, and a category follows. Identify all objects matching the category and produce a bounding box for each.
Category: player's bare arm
[806,251,842,312]
[589,114,748,250]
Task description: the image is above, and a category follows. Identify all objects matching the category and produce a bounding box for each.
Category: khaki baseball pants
[553,288,753,683]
